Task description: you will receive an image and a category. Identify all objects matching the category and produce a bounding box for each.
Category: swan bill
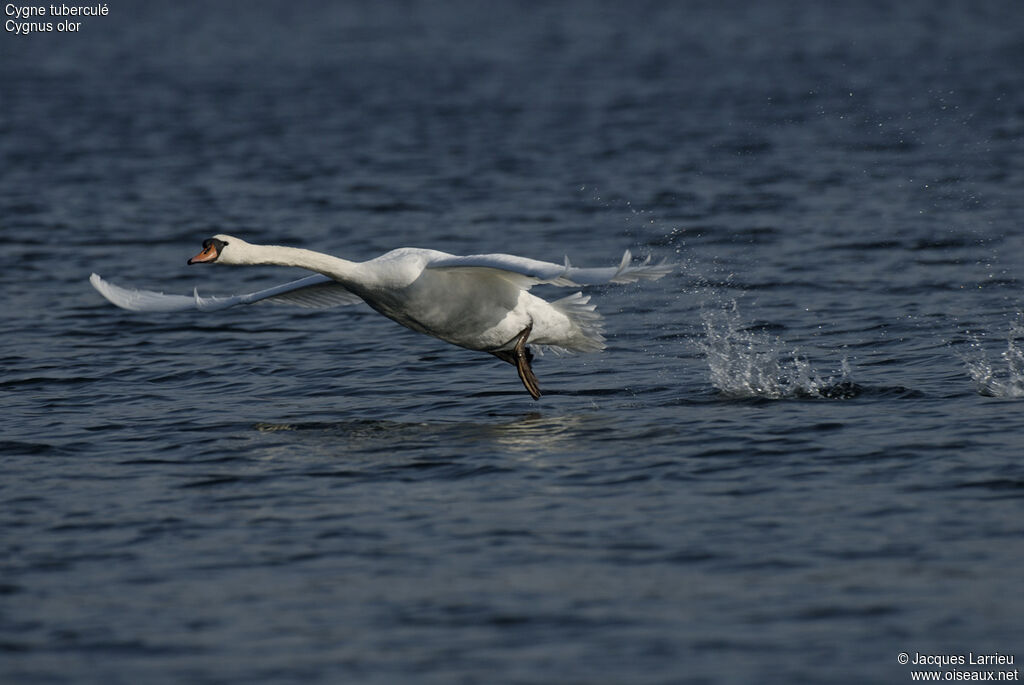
[188,238,227,265]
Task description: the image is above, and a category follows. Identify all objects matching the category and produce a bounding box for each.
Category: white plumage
[91,234,671,399]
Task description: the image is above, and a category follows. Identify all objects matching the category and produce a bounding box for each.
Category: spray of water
[959,317,1024,398]
[696,302,855,399]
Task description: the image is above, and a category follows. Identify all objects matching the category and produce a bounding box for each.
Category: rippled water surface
[3,2,1024,683]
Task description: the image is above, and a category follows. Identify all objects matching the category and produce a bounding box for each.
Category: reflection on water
[252,412,611,456]
[469,412,612,454]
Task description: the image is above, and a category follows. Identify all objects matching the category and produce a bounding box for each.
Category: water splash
[959,317,1024,398]
[696,302,856,399]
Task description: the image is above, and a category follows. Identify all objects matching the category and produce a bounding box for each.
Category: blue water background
[2,2,1024,683]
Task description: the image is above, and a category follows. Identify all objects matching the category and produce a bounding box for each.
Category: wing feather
[89,273,363,313]
[426,250,672,288]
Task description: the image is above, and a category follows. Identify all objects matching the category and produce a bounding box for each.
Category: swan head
[187,234,249,265]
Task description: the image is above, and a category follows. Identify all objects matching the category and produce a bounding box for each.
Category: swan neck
[244,244,358,280]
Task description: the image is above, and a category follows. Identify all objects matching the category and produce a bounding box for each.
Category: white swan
[90,235,672,399]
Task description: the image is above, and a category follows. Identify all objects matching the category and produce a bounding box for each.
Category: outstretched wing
[425,250,672,289]
[89,273,364,312]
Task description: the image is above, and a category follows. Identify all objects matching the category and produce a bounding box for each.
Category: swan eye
[201,238,228,255]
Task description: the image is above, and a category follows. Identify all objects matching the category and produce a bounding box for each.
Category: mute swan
[90,235,671,399]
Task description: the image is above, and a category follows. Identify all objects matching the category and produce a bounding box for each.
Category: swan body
[91,235,672,399]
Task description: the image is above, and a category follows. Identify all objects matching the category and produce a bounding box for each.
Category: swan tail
[545,291,606,354]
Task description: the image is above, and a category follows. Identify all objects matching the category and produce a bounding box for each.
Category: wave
[696,302,857,400]
[959,317,1024,398]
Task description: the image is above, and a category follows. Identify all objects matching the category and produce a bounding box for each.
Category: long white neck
[226,239,362,283]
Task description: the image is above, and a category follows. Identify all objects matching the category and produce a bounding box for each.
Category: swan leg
[490,322,541,400]
[513,322,541,400]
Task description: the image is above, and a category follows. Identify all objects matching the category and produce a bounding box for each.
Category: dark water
[3,2,1024,683]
